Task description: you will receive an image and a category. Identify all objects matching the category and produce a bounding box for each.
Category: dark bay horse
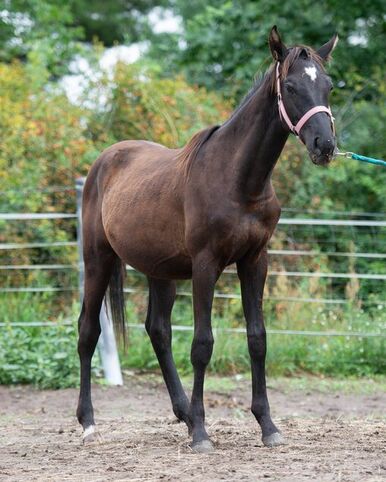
[77,26,338,452]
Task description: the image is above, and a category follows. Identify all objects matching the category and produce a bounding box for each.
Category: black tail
[107,258,127,348]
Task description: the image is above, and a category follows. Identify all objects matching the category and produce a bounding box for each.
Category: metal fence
[1,180,385,382]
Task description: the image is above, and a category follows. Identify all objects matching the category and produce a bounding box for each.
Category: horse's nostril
[314,136,335,155]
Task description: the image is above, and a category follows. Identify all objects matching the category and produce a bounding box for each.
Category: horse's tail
[107,258,127,348]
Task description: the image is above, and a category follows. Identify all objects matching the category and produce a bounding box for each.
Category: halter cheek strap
[276,63,335,142]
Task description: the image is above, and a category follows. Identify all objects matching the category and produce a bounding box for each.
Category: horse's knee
[146,321,171,354]
[78,319,101,356]
[191,334,214,367]
[247,328,266,360]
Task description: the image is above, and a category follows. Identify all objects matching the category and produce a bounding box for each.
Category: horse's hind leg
[76,246,117,443]
[146,277,192,432]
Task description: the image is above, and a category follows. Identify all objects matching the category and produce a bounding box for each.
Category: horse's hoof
[262,432,286,448]
[82,426,102,445]
[191,439,215,454]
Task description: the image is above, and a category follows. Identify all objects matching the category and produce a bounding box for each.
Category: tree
[147,1,385,99]
[0,0,165,75]
[0,0,84,76]
[69,0,168,46]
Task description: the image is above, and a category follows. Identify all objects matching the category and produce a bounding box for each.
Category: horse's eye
[285,83,296,94]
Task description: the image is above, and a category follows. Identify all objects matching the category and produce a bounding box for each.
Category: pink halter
[275,62,335,142]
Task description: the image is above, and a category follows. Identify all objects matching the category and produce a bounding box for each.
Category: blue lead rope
[336,151,386,167]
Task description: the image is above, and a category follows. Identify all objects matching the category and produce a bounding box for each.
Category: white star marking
[304,66,317,82]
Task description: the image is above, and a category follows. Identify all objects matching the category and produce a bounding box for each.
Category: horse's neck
[214,83,289,201]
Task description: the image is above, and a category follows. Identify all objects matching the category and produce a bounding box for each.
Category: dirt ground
[0,374,385,482]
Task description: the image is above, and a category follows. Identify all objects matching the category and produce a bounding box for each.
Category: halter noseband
[275,62,335,142]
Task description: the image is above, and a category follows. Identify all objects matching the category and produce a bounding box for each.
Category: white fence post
[76,177,123,386]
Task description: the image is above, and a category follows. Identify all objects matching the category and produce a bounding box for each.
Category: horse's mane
[176,45,325,172]
[176,125,220,172]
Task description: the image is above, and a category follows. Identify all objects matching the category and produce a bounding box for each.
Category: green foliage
[0,0,165,75]
[0,0,85,76]
[86,61,230,148]
[69,0,167,46]
[273,138,386,215]
[148,1,385,95]
[0,323,80,388]
[0,293,85,388]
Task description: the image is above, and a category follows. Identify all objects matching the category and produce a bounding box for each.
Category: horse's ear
[268,26,288,62]
[317,33,339,61]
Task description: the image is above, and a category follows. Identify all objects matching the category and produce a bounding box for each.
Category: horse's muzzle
[309,138,336,166]
[310,152,334,166]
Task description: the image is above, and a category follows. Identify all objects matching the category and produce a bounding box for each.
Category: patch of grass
[120,297,386,378]
[268,375,386,395]
[177,373,386,396]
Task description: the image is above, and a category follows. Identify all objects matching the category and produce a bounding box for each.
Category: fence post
[76,177,123,386]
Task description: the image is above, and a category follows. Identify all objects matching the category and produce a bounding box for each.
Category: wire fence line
[0,213,77,220]
[2,211,386,226]
[2,262,385,280]
[0,241,77,250]
[0,186,75,195]
[2,185,386,218]
[2,262,386,290]
[0,264,76,270]
[1,285,384,307]
[281,207,386,218]
[0,320,384,338]
[1,208,385,339]
[1,248,386,259]
[2,187,386,217]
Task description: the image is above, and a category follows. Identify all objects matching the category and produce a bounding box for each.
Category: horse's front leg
[237,250,285,447]
[189,252,219,453]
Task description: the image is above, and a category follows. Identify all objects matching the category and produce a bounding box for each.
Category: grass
[267,374,386,395]
[0,287,385,389]
[120,295,386,378]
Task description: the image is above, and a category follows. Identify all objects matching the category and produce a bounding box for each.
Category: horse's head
[269,26,338,166]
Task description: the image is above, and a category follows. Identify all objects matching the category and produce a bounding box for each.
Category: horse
[76,26,338,453]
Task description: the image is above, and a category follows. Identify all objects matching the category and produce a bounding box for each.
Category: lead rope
[335,151,386,167]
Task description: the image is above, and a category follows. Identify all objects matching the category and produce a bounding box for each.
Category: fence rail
[0,213,77,220]
[0,241,77,250]
[1,320,384,338]
[2,211,386,226]
[1,286,384,306]
[1,247,385,260]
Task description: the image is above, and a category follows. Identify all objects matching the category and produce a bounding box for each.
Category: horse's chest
[205,212,277,263]
[237,215,275,252]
